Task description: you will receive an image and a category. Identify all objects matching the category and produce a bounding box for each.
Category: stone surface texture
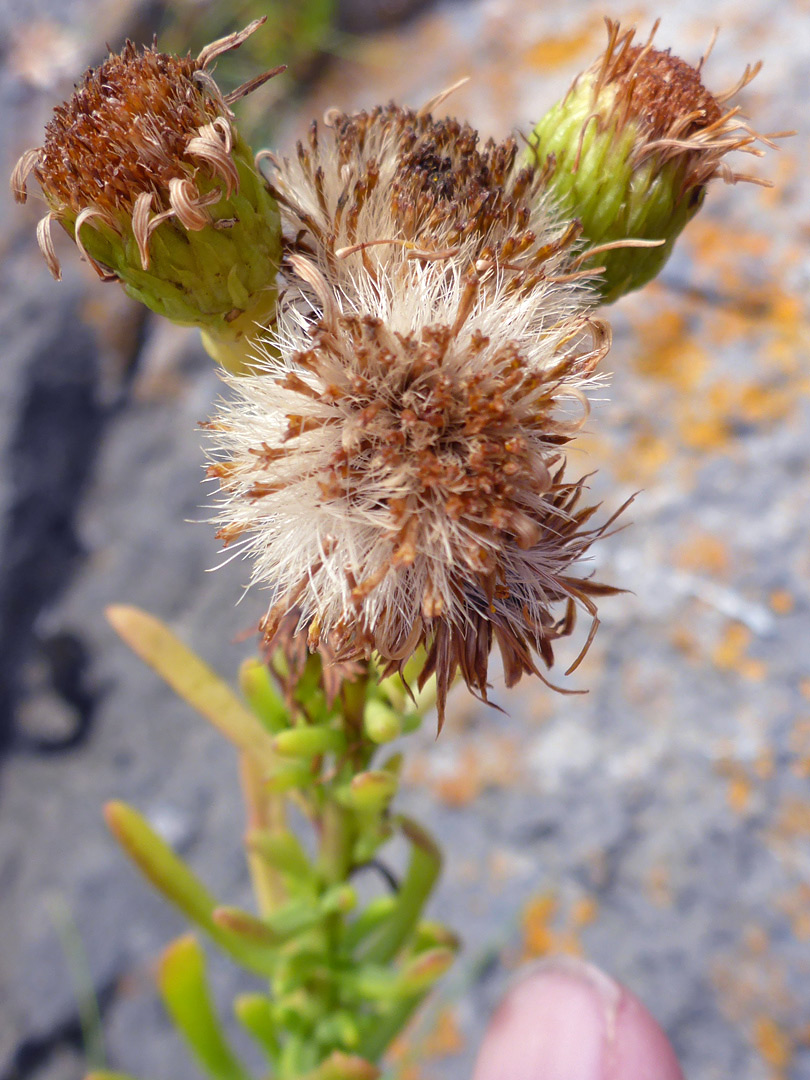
[1,1,809,1079]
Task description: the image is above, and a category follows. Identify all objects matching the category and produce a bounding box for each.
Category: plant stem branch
[240,752,287,914]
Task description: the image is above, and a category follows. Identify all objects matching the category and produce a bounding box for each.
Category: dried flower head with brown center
[528,19,786,301]
[11,20,283,368]
[260,98,593,309]
[207,178,620,724]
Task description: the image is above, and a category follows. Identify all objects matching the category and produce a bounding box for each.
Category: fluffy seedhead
[528,19,784,301]
[208,104,621,723]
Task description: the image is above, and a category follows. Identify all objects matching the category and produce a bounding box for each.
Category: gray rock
[1,2,809,1080]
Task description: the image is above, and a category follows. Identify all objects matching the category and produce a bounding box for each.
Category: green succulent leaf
[239,658,289,733]
[158,935,252,1080]
[247,828,315,884]
[273,725,346,758]
[233,993,279,1061]
[358,818,442,965]
[104,802,276,975]
[106,607,277,768]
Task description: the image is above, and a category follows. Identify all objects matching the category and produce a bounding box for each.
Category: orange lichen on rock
[686,220,771,291]
[630,306,708,389]
[423,1008,464,1057]
[669,625,700,661]
[521,892,559,957]
[729,774,753,814]
[675,378,795,452]
[715,756,754,815]
[416,737,520,808]
[772,797,810,839]
[674,533,731,577]
[523,15,603,69]
[610,427,670,486]
[711,622,766,680]
[713,927,799,1074]
[788,718,810,778]
[716,747,775,816]
[770,590,796,615]
[521,892,597,960]
[434,747,484,808]
[645,864,674,908]
[387,1006,464,1078]
[776,885,810,943]
[753,1015,793,1073]
[570,895,599,929]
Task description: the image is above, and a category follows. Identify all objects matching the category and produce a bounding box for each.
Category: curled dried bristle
[36,46,219,224]
[22,18,270,225]
[584,19,772,189]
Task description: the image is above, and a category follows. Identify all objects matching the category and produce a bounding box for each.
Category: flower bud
[343,769,399,814]
[528,20,777,302]
[273,725,346,758]
[363,699,402,744]
[11,20,282,372]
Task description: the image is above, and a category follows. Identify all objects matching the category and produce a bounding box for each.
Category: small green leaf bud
[212,906,279,946]
[527,20,777,302]
[272,989,319,1033]
[233,994,279,1058]
[352,821,393,866]
[342,964,399,1001]
[265,760,316,793]
[273,725,346,758]
[320,884,357,915]
[343,896,398,950]
[343,770,398,815]
[247,828,314,881]
[363,699,402,744]
[314,1010,361,1051]
[239,657,288,732]
[412,920,461,954]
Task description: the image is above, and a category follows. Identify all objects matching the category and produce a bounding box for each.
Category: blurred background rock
[1,1,808,1078]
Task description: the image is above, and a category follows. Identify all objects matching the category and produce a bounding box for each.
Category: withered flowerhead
[262,98,595,303]
[11,19,282,372]
[207,106,621,723]
[528,20,782,302]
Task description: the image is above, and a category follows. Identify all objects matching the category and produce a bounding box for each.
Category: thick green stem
[319,800,354,886]
[341,670,370,769]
